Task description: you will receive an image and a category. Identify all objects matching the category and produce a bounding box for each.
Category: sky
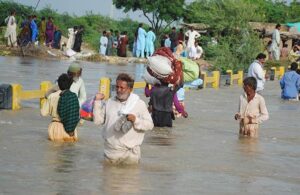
[13,0,152,23]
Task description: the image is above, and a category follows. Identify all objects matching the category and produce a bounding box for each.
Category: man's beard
[116,92,130,101]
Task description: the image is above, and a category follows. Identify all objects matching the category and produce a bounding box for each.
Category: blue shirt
[164,38,171,48]
[280,71,300,99]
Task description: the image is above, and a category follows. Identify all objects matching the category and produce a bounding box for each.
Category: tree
[112,0,186,35]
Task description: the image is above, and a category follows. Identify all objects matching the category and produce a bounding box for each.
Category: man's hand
[95,93,105,101]
[126,114,136,123]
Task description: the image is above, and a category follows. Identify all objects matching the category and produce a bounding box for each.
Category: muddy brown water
[0,56,300,194]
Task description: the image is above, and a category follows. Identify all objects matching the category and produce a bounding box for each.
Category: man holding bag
[93,73,154,165]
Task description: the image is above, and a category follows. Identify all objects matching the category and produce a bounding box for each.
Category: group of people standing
[99,30,128,57]
[4,10,84,53]
[98,23,204,60]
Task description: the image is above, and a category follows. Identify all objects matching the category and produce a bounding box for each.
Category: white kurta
[66,28,75,50]
[99,36,108,55]
[5,16,17,47]
[93,94,154,164]
[237,93,269,137]
[271,29,281,60]
[185,30,200,49]
[248,60,265,92]
[70,77,87,106]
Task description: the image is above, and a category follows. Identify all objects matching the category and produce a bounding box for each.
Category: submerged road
[0,56,300,194]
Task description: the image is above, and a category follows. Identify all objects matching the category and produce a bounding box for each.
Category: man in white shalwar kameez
[271,24,281,61]
[99,31,108,55]
[66,27,76,50]
[185,26,200,53]
[93,73,154,165]
[5,11,17,47]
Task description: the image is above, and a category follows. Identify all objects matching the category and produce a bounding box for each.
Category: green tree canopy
[113,0,186,35]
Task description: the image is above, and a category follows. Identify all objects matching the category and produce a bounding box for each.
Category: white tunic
[5,16,17,47]
[99,36,108,55]
[66,28,75,50]
[271,29,281,60]
[70,77,87,106]
[93,94,153,164]
[247,60,265,92]
[185,30,200,49]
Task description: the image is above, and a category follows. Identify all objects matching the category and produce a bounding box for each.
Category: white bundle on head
[147,55,173,79]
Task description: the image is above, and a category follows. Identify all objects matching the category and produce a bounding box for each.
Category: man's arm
[93,93,106,125]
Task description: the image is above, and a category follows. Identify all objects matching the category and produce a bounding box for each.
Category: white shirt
[70,77,87,106]
[93,94,153,150]
[247,60,265,91]
[185,30,200,48]
[99,36,108,55]
[195,45,203,59]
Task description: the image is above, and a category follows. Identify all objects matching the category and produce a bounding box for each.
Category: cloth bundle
[146,47,183,85]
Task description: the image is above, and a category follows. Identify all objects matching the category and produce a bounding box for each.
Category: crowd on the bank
[99,23,204,60]
[4,10,84,52]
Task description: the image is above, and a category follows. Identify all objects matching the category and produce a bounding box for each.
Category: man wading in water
[93,73,154,165]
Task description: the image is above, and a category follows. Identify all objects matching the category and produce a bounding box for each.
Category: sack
[143,68,161,85]
[151,47,183,85]
[147,55,173,78]
[180,57,199,82]
[80,97,95,121]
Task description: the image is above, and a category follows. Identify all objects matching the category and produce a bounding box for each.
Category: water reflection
[145,128,175,146]
[102,164,141,194]
[237,137,260,156]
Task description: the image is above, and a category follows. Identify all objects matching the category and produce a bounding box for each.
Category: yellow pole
[201,72,207,88]
[226,70,233,85]
[40,81,52,108]
[278,66,285,79]
[99,77,111,100]
[212,71,220,89]
[11,84,22,110]
[237,70,244,86]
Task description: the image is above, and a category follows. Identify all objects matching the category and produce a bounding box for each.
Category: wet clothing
[149,85,174,127]
[248,60,265,92]
[288,49,300,62]
[5,15,17,47]
[57,90,80,133]
[136,27,147,58]
[237,93,269,138]
[93,93,153,165]
[41,90,78,142]
[280,70,300,100]
[145,30,156,57]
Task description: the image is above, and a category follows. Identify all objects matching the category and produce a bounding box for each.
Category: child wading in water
[41,74,80,141]
[235,77,269,138]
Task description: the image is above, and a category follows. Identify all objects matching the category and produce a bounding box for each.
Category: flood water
[0,56,300,194]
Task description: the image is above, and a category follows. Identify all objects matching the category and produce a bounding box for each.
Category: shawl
[58,90,80,133]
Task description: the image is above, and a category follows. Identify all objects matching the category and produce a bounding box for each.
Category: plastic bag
[80,97,95,121]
